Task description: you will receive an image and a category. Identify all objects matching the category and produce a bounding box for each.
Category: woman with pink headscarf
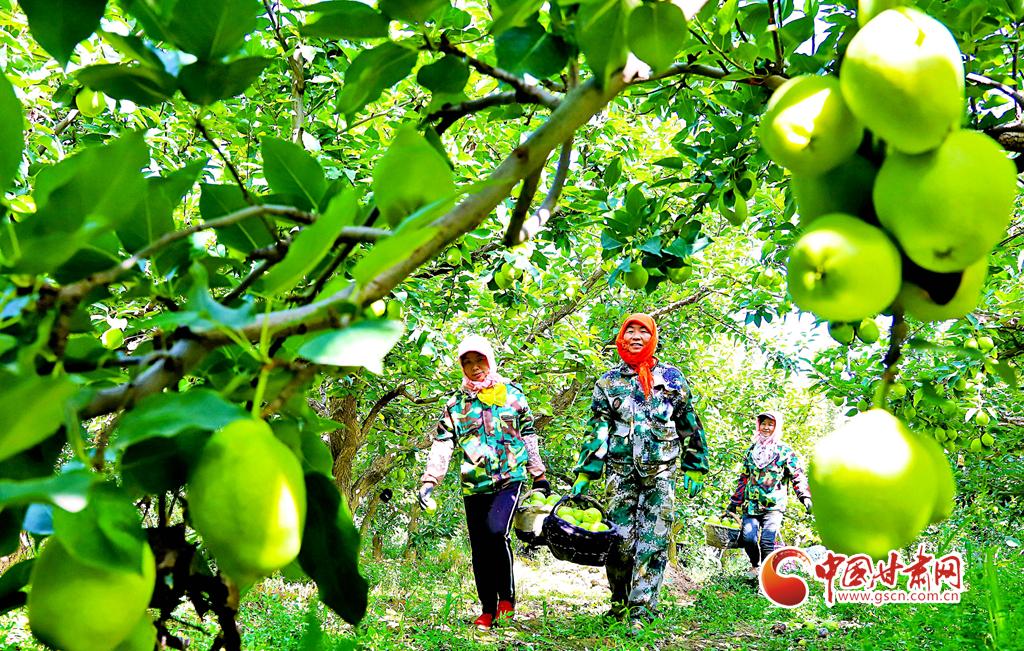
[726,411,812,578]
[417,334,548,630]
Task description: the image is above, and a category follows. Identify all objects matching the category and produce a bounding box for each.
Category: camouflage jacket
[575,363,709,480]
[424,383,539,495]
[728,442,811,515]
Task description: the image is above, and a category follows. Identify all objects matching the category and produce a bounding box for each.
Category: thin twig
[878,308,908,408]
[510,135,574,245]
[967,72,1024,111]
[58,204,317,303]
[195,118,253,204]
[262,0,306,142]
[425,91,524,135]
[261,363,318,418]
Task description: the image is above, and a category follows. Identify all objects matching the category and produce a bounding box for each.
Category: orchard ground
[3,512,1022,650]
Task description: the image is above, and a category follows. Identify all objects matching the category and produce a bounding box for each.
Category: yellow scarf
[478,383,508,407]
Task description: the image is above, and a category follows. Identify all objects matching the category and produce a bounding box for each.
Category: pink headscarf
[457,335,508,394]
[751,411,783,469]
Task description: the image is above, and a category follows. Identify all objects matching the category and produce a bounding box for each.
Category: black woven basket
[540,495,621,567]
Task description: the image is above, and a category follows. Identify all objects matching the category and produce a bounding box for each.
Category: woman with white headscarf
[726,411,812,577]
[417,334,548,630]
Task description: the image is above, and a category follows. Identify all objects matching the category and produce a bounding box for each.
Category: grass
[3,535,1022,650]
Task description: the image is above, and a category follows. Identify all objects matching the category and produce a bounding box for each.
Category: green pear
[666,264,692,284]
[759,75,863,176]
[786,213,902,322]
[372,125,456,226]
[623,264,649,290]
[900,255,987,322]
[915,433,955,524]
[854,318,880,344]
[791,155,877,224]
[28,538,156,651]
[828,322,855,344]
[874,131,1015,272]
[810,409,940,558]
[840,7,964,154]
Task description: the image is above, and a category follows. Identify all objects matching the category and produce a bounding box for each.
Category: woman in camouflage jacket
[417,335,549,630]
[727,411,812,576]
[572,313,709,624]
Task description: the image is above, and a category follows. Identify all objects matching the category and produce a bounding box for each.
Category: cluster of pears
[760,5,1017,328]
[828,316,880,345]
[187,418,308,588]
[524,491,562,508]
[554,504,612,532]
[809,409,955,559]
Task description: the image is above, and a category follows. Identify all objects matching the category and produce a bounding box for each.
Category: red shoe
[496,600,514,622]
[473,613,494,630]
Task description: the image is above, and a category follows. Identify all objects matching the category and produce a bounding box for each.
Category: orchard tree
[0,0,1021,648]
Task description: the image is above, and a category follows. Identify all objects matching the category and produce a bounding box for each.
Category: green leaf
[20,0,107,65]
[199,183,275,253]
[494,20,571,78]
[113,388,248,449]
[262,136,328,211]
[178,57,271,105]
[627,2,687,72]
[577,0,634,86]
[166,0,261,60]
[0,375,77,463]
[9,133,148,274]
[416,55,470,94]
[119,0,175,42]
[297,473,368,625]
[337,43,418,120]
[0,559,33,615]
[99,30,165,68]
[293,320,405,374]
[117,159,205,255]
[0,470,97,513]
[300,1,390,39]
[77,63,177,105]
[378,0,449,24]
[717,0,739,35]
[490,0,544,34]
[349,221,439,285]
[371,125,456,227]
[257,189,358,297]
[120,429,207,496]
[52,483,148,574]
[0,73,24,192]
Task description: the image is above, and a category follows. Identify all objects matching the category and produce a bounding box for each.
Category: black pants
[464,482,523,615]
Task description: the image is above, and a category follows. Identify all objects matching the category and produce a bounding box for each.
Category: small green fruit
[623,264,649,290]
[969,438,982,452]
[890,382,907,399]
[829,322,856,345]
[75,87,108,118]
[101,328,125,350]
[974,410,990,426]
[978,336,995,352]
[666,265,692,284]
[854,318,880,344]
[981,433,994,447]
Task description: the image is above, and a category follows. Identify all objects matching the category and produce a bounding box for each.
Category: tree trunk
[358,491,381,540]
[322,393,362,502]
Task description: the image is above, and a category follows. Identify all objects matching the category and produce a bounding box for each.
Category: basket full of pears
[540,495,621,566]
[704,512,742,549]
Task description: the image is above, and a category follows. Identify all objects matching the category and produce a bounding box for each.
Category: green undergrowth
[2,535,1021,650]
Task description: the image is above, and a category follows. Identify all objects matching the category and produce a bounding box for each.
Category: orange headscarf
[615,313,658,399]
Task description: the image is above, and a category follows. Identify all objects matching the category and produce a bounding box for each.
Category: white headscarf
[750,410,783,469]
[456,334,508,393]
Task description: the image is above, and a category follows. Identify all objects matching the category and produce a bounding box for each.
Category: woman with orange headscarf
[572,313,709,625]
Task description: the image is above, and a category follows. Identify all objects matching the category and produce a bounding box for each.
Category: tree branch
[766,0,786,74]
[511,134,574,245]
[503,168,543,246]
[424,91,524,135]
[431,36,561,109]
[967,72,1024,111]
[262,0,307,142]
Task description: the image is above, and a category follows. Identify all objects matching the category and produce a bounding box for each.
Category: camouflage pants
[605,470,675,612]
